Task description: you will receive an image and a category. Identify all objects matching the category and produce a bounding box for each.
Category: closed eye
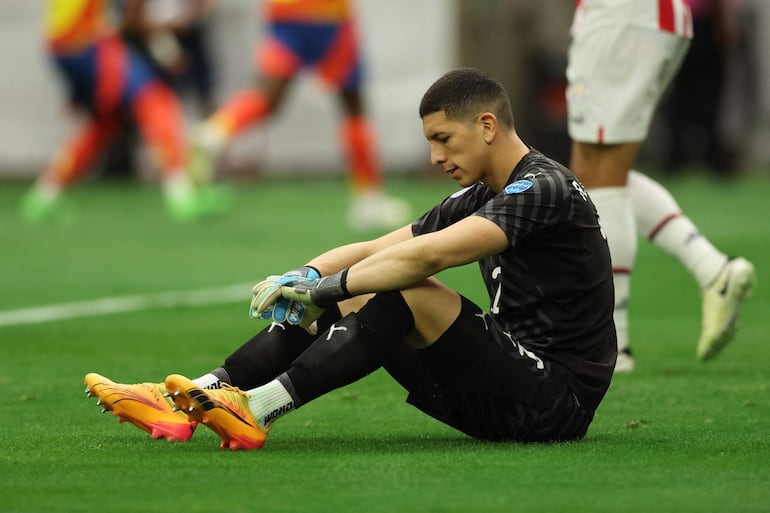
[427,132,450,144]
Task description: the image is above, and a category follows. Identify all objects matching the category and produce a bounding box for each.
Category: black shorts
[384,296,592,443]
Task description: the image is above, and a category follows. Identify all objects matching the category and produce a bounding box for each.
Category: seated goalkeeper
[85,68,617,449]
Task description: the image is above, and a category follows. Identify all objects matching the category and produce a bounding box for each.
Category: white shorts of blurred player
[566,24,690,145]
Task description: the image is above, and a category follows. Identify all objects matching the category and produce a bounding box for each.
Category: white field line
[0,282,255,328]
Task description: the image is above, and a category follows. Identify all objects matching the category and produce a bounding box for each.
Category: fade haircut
[419,68,515,130]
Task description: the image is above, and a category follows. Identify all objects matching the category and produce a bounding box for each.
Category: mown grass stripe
[0,282,254,327]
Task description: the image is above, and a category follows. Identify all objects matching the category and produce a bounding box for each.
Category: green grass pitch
[0,174,768,513]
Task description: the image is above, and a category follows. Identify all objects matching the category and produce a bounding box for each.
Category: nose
[430,144,446,166]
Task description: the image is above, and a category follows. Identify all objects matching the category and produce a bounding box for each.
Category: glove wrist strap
[311,269,351,308]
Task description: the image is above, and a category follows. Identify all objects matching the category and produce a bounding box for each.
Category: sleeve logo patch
[504,180,533,194]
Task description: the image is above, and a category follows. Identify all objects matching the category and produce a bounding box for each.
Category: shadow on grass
[267,433,481,454]
[78,430,588,456]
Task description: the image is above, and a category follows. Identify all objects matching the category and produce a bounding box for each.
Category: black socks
[219,307,343,390]
[285,291,415,406]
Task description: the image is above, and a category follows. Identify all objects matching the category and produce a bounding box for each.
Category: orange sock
[209,90,270,139]
[43,115,120,187]
[132,81,187,178]
[341,115,381,190]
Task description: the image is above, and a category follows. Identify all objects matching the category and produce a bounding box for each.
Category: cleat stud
[101,408,108,413]
[187,406,194,412]
[163,392,170,397]
[172,406,179,412]
[173,390,180,397]
[96,399,101,406]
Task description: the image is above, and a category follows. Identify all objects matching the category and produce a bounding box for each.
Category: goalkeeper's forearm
[325,239,445,301]
[307,226,414,276]
[290,231,458,308]
[254,252,426,316]
[286,249,438,309]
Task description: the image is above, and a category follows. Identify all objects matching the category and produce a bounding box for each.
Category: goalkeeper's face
[422,111,491,188]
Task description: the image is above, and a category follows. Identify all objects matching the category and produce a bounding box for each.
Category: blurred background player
[189,0,410,231]
[22,0,225,222]
[123,0,218,117]
[99,0,218,180]
[566,0,756,371]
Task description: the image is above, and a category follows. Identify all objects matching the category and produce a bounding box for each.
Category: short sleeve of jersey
[411,183,495,236]
[473,152,583,248]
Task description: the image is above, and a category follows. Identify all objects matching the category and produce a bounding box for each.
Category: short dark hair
[419,68,515,129]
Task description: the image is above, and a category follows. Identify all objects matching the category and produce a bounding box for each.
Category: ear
[478,112,498,143]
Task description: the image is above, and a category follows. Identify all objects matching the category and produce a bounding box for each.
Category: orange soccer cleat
[164,374,268,451]
[84,372,197,442]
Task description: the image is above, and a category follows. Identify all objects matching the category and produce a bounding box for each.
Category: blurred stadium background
[2,0,770,180]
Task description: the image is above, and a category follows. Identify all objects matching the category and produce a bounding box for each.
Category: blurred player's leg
[587,186,637,372]
[629,170,756,360]
[132,81,230,220]
[324,21,410,232]
[567,18,691,371]
[96,31,230,220]
[629,170,728,286]
[697,257,756,361]
[189,89,272,185]
[21,115,120,223]
[570,137,641,373]
[341,114,410,231]
[188,37,295,184]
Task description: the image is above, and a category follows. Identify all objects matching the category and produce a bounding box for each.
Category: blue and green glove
[249,266,321,326]
[250,269,351,330]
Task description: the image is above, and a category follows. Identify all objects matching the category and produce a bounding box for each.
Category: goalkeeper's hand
[251,269,351,321]
[249,266,321,327]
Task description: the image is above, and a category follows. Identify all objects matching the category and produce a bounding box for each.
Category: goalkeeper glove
[251,269,350,317]
[279,269,351,309]
[249,266,320,325]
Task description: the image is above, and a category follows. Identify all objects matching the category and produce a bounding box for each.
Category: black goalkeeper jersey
[412,149,616,411]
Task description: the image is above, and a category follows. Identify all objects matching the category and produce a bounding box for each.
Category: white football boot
[614,348,635,373]
[347,190,411,232]
[696,257,756,361]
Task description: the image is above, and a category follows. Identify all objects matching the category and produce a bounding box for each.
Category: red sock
[132,81,187,178]
[44,115,119,187]
[210,90,270,138]
[341,115,381,190]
